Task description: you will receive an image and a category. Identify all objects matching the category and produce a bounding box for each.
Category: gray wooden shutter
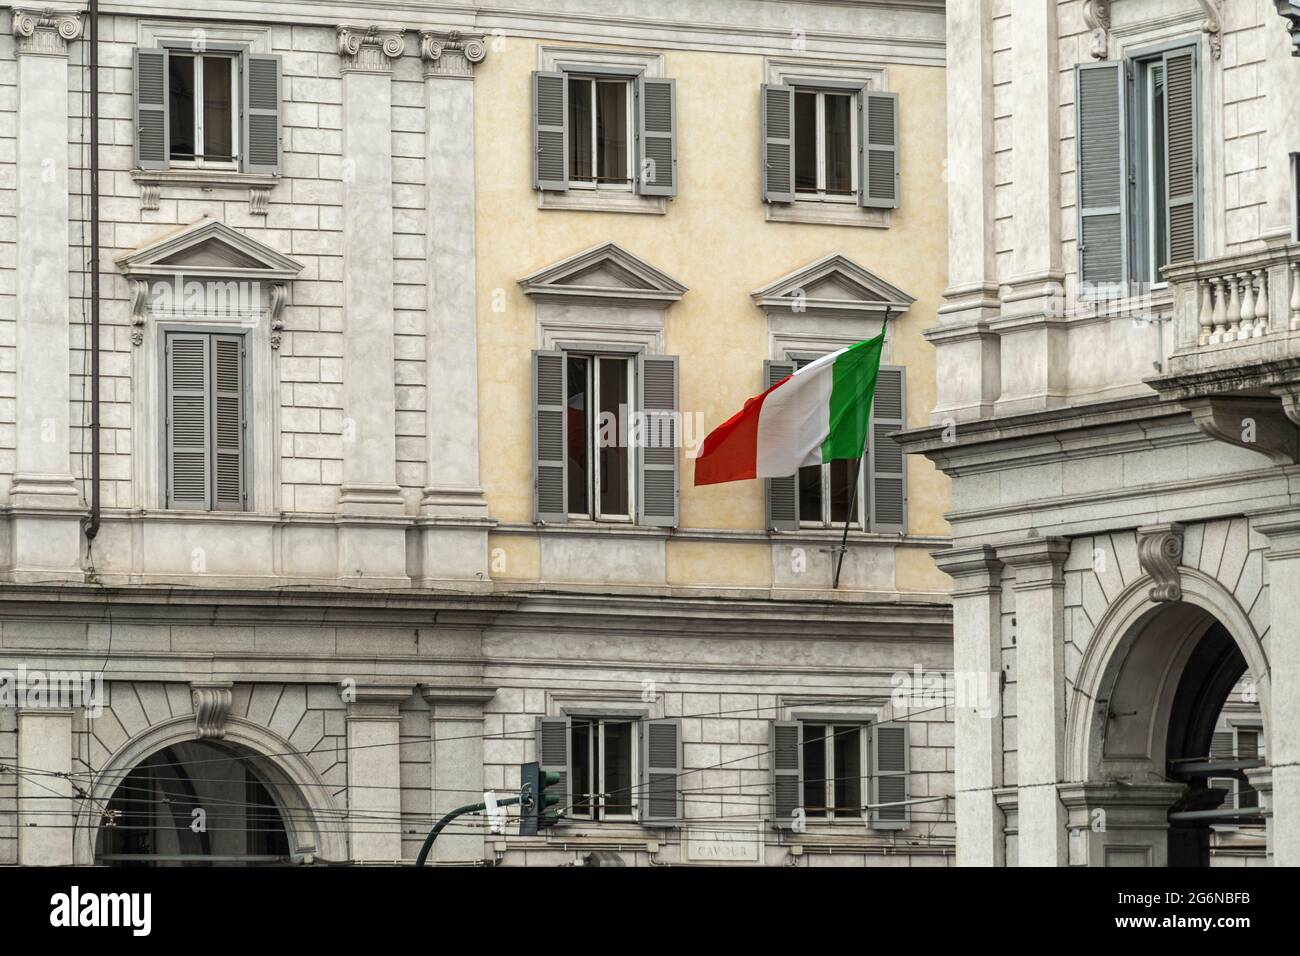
[770,720,803,830]
[868,365,907,533]
[134,48,169,170]
[1076,61,1127,289]
[860,90,900,209]
[637,77,677,197]
[640,718,683,827]
[1163,48,1198,267]
[535,716,572,824]
[870,720,909,829]
[211,335,246,511]
[637,355,679,527]
[764,361,798,531]
[761,84,794,203]
[166,334,210,509]
[533,71,568,192]
[532,350,568,523]
[243,54,283,175]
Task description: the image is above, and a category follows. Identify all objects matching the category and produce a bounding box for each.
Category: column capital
[997,536,1070,588]
[12,8,82,56]
[1249,508,1300,558]
[337,25,405,74]
[420,30,488,79]
[420,682,497,707]
[340,681,414,715]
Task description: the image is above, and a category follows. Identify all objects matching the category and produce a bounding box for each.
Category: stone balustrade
[1165,245,1300,348]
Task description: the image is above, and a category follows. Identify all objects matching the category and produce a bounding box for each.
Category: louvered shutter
[243,54,283,175]
[532,71,568,192]
[860,90,900,209]
[533,351,568,523]
[870,721,909,829]
[535,716,572,825]
[764,361,798,531]
[770,720,803,830]
[134,48,169,170]
[1076,61,1127,289]
[1163,48,1198,268]
[868,366,906,533]
[637,355,678,527]
[640,718,683,826]
[211,335,246,510]
[637,77,677,197]
[166,334,210,509]
[1210,731,1234,759]
[1237,730,1259,808]
[761,84,795,203]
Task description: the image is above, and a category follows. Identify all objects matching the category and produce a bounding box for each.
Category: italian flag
[694,331,885,486]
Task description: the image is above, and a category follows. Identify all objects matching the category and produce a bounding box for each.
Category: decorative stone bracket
[1137,523,1184,603]
[1185,396,1299,465]
[1085,0,1222,60]
[191,681,234,740]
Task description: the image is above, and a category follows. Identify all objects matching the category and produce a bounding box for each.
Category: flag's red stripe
[693,376,788,486]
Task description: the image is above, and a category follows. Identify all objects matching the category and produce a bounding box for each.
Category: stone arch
[74,714,347,865]
[1065,565,1270,785]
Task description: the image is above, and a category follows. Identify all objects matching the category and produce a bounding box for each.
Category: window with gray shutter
[1076,61,1127,289]
[532,71,568,192]
[532,351,568,523]
[640,718,683,826]
[243,54,283,175]
[1162,48,1198,267]
[770,720,803,830]
[165,332,247,511]
[637,355,679,527]
[764,361,798,531]
[134,48,170,171]
[761,84,795,204]
[860,91,899,209]
[535,716,572,825]
[869,721,909,829]
[637,78,677,197]
[868,365,906,533]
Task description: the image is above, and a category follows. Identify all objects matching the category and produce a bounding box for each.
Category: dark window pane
[596,80,628,183]
[829,458,861,524]
[568,78,593,181]
[833,726,861,813]
[570,720,592,817]
[169,54,196,159]
[798,465,822,525]
[203,56,234,161]
[802,724,827,817]
[824,93,854,195]
[566,356,589,516]
[794,91,817,192]
[603,721,634,816]
[598,357,629,517]
[1150,65,1168,273]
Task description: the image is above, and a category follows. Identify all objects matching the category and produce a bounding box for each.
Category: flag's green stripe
[820,330,885,462]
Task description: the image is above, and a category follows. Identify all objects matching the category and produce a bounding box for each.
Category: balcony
[1148,243,1300,464]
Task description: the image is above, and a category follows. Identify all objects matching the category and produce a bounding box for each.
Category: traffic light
[518,761,563,836]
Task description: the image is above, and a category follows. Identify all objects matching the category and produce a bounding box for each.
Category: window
[164,331,247,511]
[565,354,633,520]
[801,723,866,820]
[567,76,632,190]
[570,718,638,821]
[168,52,238,167]
[788,357,865,528]
[794,90,857,202]
[1209,728,1263,812]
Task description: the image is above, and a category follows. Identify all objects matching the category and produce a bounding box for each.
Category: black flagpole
[832,307,890,591]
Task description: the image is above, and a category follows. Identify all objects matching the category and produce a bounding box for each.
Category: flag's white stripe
[753,347,846,477]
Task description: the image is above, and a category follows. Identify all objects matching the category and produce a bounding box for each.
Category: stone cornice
[337,24,405,73]
[420,29,487,78]
[11,7,82,56]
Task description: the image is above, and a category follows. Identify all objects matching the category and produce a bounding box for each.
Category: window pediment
[751,253,914,320]
[114,217,304,282]
[518,242,688,308]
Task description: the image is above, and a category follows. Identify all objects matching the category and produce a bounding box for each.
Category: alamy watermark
[0,667,105,717]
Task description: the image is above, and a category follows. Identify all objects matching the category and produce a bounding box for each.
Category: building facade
[0,0,956,866]
[902,0,1300,865]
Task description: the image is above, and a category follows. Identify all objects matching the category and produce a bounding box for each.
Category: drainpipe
[81,0,101,543]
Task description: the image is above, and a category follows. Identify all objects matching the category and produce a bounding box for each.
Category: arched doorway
[94,740,292,866]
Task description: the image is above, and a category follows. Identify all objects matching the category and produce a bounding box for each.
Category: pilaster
[342,682,412,862]
[1263,4,1300,242]
[17,707,75,865]
[422,683,497,864]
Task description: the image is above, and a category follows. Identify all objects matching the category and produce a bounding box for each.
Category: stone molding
[12,7,82,56]
[420,30,487,78]
[337,25,405,73]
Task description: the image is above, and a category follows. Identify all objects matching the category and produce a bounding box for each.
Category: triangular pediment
[114,218,304,281]
[751,253,913,318]
[519,242,687,307]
